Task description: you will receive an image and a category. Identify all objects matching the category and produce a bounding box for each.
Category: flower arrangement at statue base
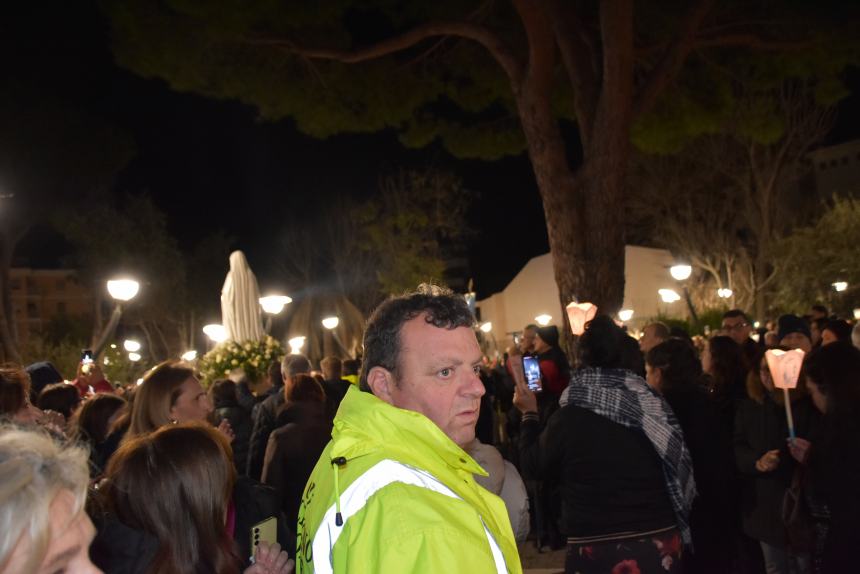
[198,335,284,387]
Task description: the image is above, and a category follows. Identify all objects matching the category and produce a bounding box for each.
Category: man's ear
[366,366,396,405]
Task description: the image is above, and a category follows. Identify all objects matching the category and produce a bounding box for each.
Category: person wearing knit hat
[776,314,812,352]
[24,362,64,405]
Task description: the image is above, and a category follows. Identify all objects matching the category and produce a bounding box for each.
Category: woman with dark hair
[261,374,331,530]
[646,338,737,573]
[91,422,294,574]
[112,360,291,560]
[734,351,816,573]
[71,392,127,476]
[37,382,82,420]
[795,343,860,572]
[702,335,748,403]
[517,315,695,573]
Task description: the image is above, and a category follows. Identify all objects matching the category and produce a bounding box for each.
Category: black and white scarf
[560,367,698,545]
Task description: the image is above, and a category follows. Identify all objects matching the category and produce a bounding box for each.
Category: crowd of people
[1,288,859,574]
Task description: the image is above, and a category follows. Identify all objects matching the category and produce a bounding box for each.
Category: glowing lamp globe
[123,339,141,353]
[833,281,848,292]
[259,295,292,315]
[534,314,552,326]
[717,288,733,299]
[128,352,142,362]
[479,322,492,333]
[618,309,634,322]
[202,324,227,343]
[669,265,692,281]
[288,336,306,354]
[321,316,340,330]
[106,279,140,302]
[566,302,597,336]
[181,350,198,362]
[659,289,681,303]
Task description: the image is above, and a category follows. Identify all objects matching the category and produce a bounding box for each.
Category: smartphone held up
[522,355,542,393]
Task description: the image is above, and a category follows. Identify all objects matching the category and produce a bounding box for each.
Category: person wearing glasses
[721,310,759,373]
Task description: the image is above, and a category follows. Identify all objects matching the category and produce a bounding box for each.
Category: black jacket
[214,398,253,476]
[247,390,285,479]
[665,386,736,572]
[734,394,816,547]
[320,378,350,419]
[261,401,332,529]
[519,405,676,538]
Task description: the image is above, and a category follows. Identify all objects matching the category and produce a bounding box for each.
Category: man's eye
[439,368,451,377]
[472,366,481,375]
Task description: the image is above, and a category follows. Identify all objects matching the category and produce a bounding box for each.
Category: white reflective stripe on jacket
[311,458,508,574]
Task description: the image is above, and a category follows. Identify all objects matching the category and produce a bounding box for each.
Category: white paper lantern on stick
[566,302,597,336]
[765,349,805,390]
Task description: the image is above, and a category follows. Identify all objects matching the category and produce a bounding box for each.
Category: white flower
[231,359,239,366]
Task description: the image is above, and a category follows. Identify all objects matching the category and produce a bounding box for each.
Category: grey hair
[0,426,90,573]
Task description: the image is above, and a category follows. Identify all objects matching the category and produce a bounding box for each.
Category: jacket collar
[329,386,486,476]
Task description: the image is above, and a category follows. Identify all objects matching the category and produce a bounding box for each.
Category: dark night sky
[7,2,859,301]
[8,0,547,300]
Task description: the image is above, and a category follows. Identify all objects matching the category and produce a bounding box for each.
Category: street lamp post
[93,278,140,358]
[669,265,699,327]
[321,316,347,357]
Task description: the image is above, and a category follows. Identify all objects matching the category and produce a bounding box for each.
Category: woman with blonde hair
[0,426,100,573]
[125,360,231,442]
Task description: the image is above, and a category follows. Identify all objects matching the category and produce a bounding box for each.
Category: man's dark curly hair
[359,284,475,393]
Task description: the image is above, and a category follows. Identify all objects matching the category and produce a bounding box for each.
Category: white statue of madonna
[221,250,265,342]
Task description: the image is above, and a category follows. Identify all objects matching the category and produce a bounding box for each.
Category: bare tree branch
[633,0,715,119]
[247,20,524,87]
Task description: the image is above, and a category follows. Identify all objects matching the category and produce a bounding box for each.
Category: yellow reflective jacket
[296,386,522,573]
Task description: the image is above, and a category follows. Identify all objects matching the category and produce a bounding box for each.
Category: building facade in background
[9,268,92,344]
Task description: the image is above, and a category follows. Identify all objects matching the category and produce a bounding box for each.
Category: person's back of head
[73,393,127,445]
[822,319,852,345]
[285,374,326,404]
[281,354,311,382]
[103,422,239,574]
[645,322,671,341]
[0,364,31,422]
[0,426,93,573]
[706,335,746,393]
[267,361,282,387]
[342,359,360,377]
[127,360,195,440]
[803,343,860,428]
[579,315,628,369]
[37,383,81,420]
[810,304,828,319]
[24,362,64,405]
[722,309,751,323]
[646,338,703,394]
[359,283,474,393]
[209,379,238,409]
[320,357,342,381]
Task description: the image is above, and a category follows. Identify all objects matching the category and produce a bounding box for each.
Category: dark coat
[320,378,350,419]
[247,390,285,479]
[519,405,676,538]
[261,401,332,529]
[213,398,253,476]
[733,394,816,547]
[665,386,736,573]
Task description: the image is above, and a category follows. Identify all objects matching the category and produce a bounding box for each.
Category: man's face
[519,328,536,354]
[721,316,752,345]
[639,326,663,353]
[388,316,485,447]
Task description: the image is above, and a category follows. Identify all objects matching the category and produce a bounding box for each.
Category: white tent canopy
[221,250,265,342]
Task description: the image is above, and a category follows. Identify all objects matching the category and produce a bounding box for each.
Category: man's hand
[510,354,538,414]
[788,437,812,465]
[245,542,295,574]
[754,449,780,473]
